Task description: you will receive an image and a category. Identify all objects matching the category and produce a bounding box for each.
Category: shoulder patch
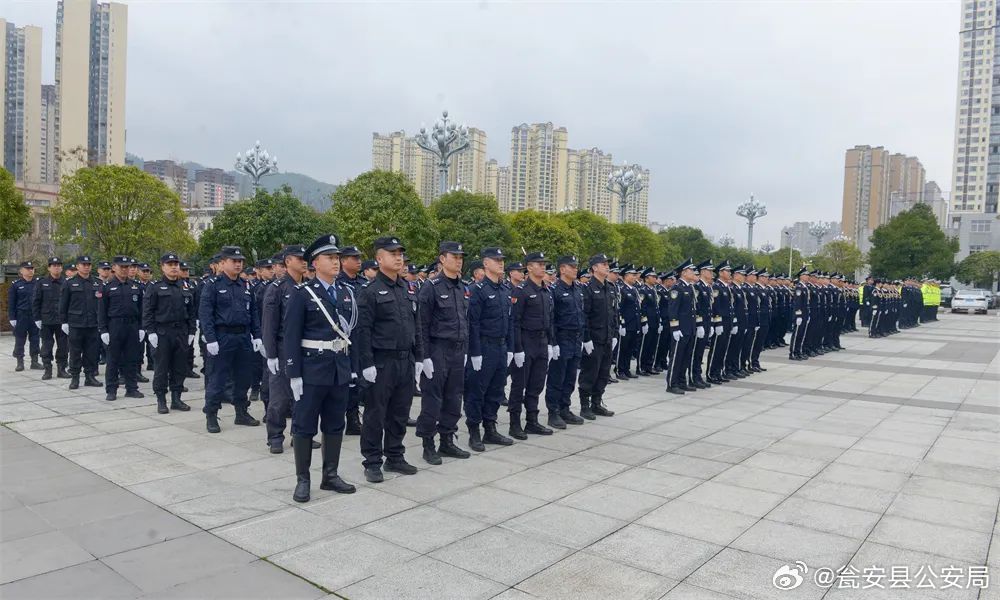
[670,290,678,299]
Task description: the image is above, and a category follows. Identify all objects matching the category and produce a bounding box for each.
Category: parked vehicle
[940,285,953,307]
[951,290,989,314]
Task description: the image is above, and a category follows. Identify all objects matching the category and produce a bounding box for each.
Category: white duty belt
[301,339,348,353]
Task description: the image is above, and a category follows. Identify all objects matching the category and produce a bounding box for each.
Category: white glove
[100,332,111,345]
[471,356,483,371]
[672,330,682,342]
[514,352,525,367]
[267,357,278,375]
[187,334,195,345]
[290,377,303,400]
[658,325,663,334]
[582,340,594,354]
[8,320,15,328]
[552,345,560,361]
[827,316,832,322]
[206,341,220,356]
[148,333,159,348]
[796,317,803,326]
[362,366,377,383]
[612,337,618,350]
[715,326,723,335]
[547,345,554,361]
[755,326,760,331]
[252,338,263,353]
[139,329,146,342]
[351,372,357,381]
[61,324,69,335]
[707,326,714,337]
[34,321,41,330]
[619,327,626,336]
[731,326,738,335]
[696,326,705,339]
[414,361,423,383]
[506,352,513,367]
[642,325,649,335]
[422,358,434,380]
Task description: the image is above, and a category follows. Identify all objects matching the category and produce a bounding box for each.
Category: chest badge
[378,290,388,295]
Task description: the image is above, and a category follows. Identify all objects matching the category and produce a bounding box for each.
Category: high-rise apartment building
[779,221,843,256]
[40,85,56,183]
[571,148,614,218]
[485,159,513,211]
[923,181,950,230]
[509,123,569,213]
[841,145,890,251]
[2,20,43,183]
[447,127,488,193]
[55,0,127,177]
[191,168,237,208]
[144,159,191,205]
[372,130,436,205]
[888,153,926,204]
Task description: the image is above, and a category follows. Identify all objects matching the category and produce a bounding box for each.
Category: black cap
[112,255,130,266]
[557,255,578,267]
[674,258,696,276]
[525,251,547,264]
[641,267,656,278]
[129,257,139,265]
[305,234,341,263]
[339,245,362,257]
[374,236,405,252]
[362,259,378,271]
[139,263,151,271]
[439,241,466,256]
[714,259,732,274]
[481,247,505,260]
[282,244,306,258]
[76,255,92,264]
[733,264,748,275]
[254,258,274,268]
[47,256,62,266]
[588,254,609,267]
[506,262,524,272]
[219,246,245,260]
[19,260,35,269]
[179,262,190,270]
[758,269,770,277]
[623,264,639,275]
[270,253,285,263]
[468,260,484,272]
[660,271,676,280]
[407,264,419,274]
[695,259,713,272]
[210,254,222,264]
[98,261,112,269]
[160,252,180,264]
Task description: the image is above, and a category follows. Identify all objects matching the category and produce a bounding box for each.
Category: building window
[971,220,992,232]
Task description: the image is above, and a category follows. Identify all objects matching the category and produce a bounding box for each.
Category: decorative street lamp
[760,241,775,254]
[607,162,645,224]
[809,221,832,251]
[718,234,735,248]
[415,110,471,199]
[736,194,767,250]
[235,140,279,191]
[783,230,795,275]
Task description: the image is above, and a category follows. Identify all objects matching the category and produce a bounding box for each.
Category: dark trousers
[464,341,506,426]
[39,324,67,366]
[142,339,154,368]
[725,328,745,374]
[361,353,413,468]
[12,319,39,359]
[741,325,759,370]
[790,317,808,356]
[709,328,730,378]
[751,320,769,367]
[578,340,612,404]
[545,332,580,411]
[692,330,709,379]
[105,319,140,394]
[266,367,293,447]
[860,306,871,327]
[667,332,693,388]
[617,330,638,374]
[291,382,348,437]
[639,327,658,370]
[417,339,464,438]
[509,337,548,416]
[203,333,252,414]
[152,326,188,394]
[68,326,99,377]
[250,350,263,392]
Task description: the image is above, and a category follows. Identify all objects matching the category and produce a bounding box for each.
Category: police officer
[261,245,308,452]
[416,241,474,464]
[137,263,155,375]
[616,266,642,378]
[654,273,675,372]
[59,256,102,389]
[199,246,262,433]
[355,236,423,483]
[544,255,586,429]
[666,259,697,394]
[284,235,358,502]
[98,256,146,401]
[789,266,810,360]
[708,261,733,383]
[750,269,771,371]
[509,251,556,438]
[143,253,196,413]
[691,259,715,388]
[179,262,200,379]
[250,258,275,404]
[465,247,515,451]
[32,257,69,380]
[638,268,660,375]
[578,254,618,419]
[726,266,749,378]
[8,260,40,372]
[337,244,366,435]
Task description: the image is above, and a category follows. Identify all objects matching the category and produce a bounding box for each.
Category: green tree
[955,250,1000,288]
[715,247,756,269]
[617,223,678,268]
[429,190,512,256]
[660,226,716,261]
[53,165,195,262]
[869,204,957,279]
[330,170,438,263]
[507,210,581,260]
[0,168,32,263]
[811,239,866,275]
[768,247,805,275]
[197,185,337,261]
[554,210,622,259]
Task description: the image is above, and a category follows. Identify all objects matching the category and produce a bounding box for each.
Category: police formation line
[7,241,943,503]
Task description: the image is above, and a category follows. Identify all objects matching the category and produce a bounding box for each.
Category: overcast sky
[9,0,958,247]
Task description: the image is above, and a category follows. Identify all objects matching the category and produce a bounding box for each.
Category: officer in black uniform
[691,259,715,388]
[199,246,262,433]
[32,257,69,380]
[250,258,275,404]
[708,261,733,383]
[143,252,196,414]
[416,241,474,464]
[544,255,586,429]
[179,262,200,378]
[578,254,618,419]
[726,266,749,378]
[284,235,358,502]
[638,268,660,375]
[8,260,40,372]
[750,269,772,371]
[337,244,366,435]
[509,251,556,438]
[616,266,641,378]
[789,266,810,360]
[355,236,423,483]
[97,256,145,401]
[59,256,102,389]
[666,258,697,394]
[654,272,675,372]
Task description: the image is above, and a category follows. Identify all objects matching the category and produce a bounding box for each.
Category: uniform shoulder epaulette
[360,281,372,289]
[295,281,309,290]
[430,277,442,285]
[474,282,484,289]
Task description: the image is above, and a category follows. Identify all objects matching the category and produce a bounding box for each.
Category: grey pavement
[0,311,998,599]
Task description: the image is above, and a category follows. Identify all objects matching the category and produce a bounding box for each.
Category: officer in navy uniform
[250,258,275,404]
[355,236,423,483]
[337,245,366,435]
[97,256,145,401]
[179,262,200,378]
[654,272,675,372]
[509,251,556,438]
[416,241,474,464]
[8,260,40,372]
[261,245,309,452]
[750,269,772,371]
[708,261,733,383]
[691,259,715,388]
[666,259,697,394]
[464,247,515,451]
[143,253,196,413]
[725,266,749,378]
[578,254,618,419]
[59,256,103,389]
[616,265,642,378]
[789,266,810,360]
[136,263,155,377]
[199,246,262,433]
[284,235,358,502]
[544,255,586,429]
[32,257,69,380]
[638,268,660,375]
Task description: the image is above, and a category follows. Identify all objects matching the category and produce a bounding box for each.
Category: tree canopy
[811,240,866,275]
[768,247,805,276]
[618,223,674,268]
[506,210,582,260]
[660,226,716,262]
[955,250,1000,288]
[555,210,623,260]
[429,190,512,257]
[0,168,32,263]
[868,204,957,279]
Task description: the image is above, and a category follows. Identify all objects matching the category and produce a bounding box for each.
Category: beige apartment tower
[842,145,890,251]
[2,20,43,183]
[372,131,436,205]
[509,123,569,213]
[447,127,488,193]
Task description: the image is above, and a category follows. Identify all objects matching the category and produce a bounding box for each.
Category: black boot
[345,409,362,435]
[136,373,149,383]
[185,370,200,379]
[170,390,190,411]
[319,435,355,493]
[547,410,567,430]
[292,435,312,502]
[524,413,553,435]
[42,363,53,380]
[30,354,42,370]
[15,358,24,372]
[560,408,584,425]
[508,413,527,440]
[592,399,615,417]
[124,389,145,399]
[69,376,79,390]
[482,421,513,446]
[206,412,221,433]
[249,388,260,403]
[468,423,486,452]
[57,363,70,379]
[422,436,442,465]
[579,399,596,421]
[438,433,471,458]
[84,373,102,387]
[156,392,169,414]
[384,457,418,475]
[234,406,260,426]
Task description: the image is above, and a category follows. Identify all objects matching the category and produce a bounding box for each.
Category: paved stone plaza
[1,312,998,599]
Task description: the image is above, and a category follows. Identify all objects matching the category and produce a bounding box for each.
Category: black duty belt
[374,349,410,359]
[216,325,247,334]
[480,336,506,345]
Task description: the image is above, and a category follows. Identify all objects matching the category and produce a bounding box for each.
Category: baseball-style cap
[76,255,93,264]
[525,251,547,264]
[47,256,62,265]
[139,263,151,271]
[439,241,466,255]
[557,255,578,267]
[219,246,245,260]
[113,255,131,266]
[468,260,484,272]
[179,262,190,270]
[254,258,275,268]
[407,264,419,274]
[361,259,378,271]
[98,261,112,269]
[160,252,180,264]
[374,236,405,252]
[506,262,524,272]
[481,247,505,260]
[588,254,609,267]
[339,245,362,257]
[19,260,34,269]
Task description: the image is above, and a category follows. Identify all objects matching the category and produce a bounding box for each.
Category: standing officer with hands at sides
[143,253,196,414]
[98,256,145,402]
[199,246,262,433]
[508,251,555,439]
[544,255,586,429]
[33,257,70,380]
[355,237,423,483]
[666,259,698,395]
[283,235,357,502]
[578,254,617,419]
[416,241,474,465]
[60,256,102,389]
[8,260,40,372]
[336,244,366,436]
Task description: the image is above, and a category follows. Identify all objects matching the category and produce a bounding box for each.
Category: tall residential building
[144,159,190,205]
[780,221,843,256]
[447,127,488,193]
[55,0,128,177]
[485,159,509,211]
[571,148,614,218]
[372,130,436,205]
[1,20,43,183]
[620,165,650,225]
[191,168,237,208]
[841,145,890,251]
[509,123,569,213]
[40,85,56,183]
[888,153,926,205]
[923,180,949,230]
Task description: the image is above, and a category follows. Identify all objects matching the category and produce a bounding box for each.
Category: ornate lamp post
[783,230,795,274]
[808,221,832,252]
[736,194,767,250]
[235,140,279,191]
[415,110,471,199]
[607,163,645,224]
[718,234,735,248]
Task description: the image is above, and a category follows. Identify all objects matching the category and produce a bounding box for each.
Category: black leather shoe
[406,417,417,427]
[30,357,43,370]
[57,364,70,379]
[206,413,221,433]
[234,410,260,426]
[608,375,619,384]
[14,358,24,372]
[560,409,584,425]
[124,390,144,399]
[483,421,513,446]
[666,386,685,395]
[185,370,200,379]
[156,394,169,414]
[422,437,442,465]
[439,434,471,458]
[547,411,567,430]
[69,377,79,389]
[468,424,486,452]
[136,374,149,383]
[249,388,260,403]
[524,415,553,435]
[84,374,102,387]
[592,401,615,417]
[105,392,117,401]
[637,369,651,376]
[311,439,321,449]
[364,466,384,483]
[319,435,356,493]
[508,417,527,440]
[42,365,53,380]
[692,381,708,389]
[385,458,418,475]
[269,444,283,454]
[579,405,596,420]
[170,391,191,411]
